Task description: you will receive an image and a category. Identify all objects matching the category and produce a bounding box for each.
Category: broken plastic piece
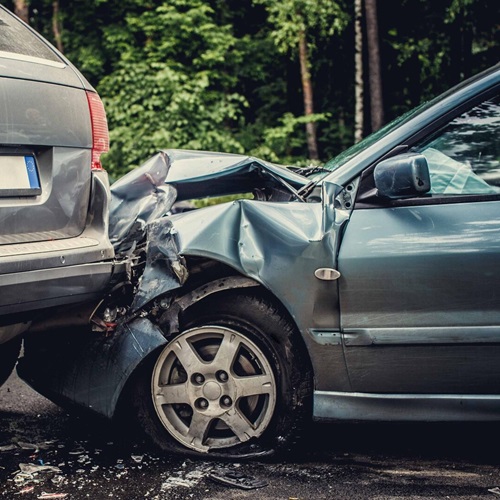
[18,485,35,494]
[209,467,268,490]
[17,441,39,452]
[51,475,64,485]
[13,463,62,487]
[109,151,176,255]
[37,493,68,499]
[18,464,61,474]
[68,448,85,455]
[0,443,17,452]
[489,487,500,496]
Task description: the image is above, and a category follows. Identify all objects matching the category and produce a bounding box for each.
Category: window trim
[0,50,65,68]
[356,191,500,209]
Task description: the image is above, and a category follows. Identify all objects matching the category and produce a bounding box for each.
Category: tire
[0,336,22,387]
[130,291,312,458]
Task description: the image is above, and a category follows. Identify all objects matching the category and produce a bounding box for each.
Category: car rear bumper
[0,170,115,316]
[0,260,114,315]
[0,232,114,272]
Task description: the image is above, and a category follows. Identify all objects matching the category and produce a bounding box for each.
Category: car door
[337,94,500,395]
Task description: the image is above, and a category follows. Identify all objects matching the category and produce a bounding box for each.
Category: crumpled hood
[164,149,309,200]
[108,149,309,254]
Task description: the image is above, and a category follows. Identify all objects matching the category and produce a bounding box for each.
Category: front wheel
[130,292,311,458]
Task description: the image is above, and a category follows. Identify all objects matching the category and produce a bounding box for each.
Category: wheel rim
[151,326,276,453]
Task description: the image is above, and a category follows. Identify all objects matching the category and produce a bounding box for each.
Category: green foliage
[253,0,348,54]
[251,112,330,164]
[6,0,498,173]
[94,0,250,176]
[100,60,247,175]
[445,0,475,22]
[382,0,498,114]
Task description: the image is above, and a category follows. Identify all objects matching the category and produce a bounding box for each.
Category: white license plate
[0,155,41,197]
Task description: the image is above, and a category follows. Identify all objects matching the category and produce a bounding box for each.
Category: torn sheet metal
[162,149,309,200]
[109,149,309,255]
[130,218,188,311]
[109,147,331,318]
[151,192,343,335]
[158,276,260,335]
[109,151,176,255]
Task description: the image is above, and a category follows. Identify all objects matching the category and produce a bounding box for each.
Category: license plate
[0,155,41,197]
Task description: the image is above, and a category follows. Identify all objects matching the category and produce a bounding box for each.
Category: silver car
[0,7,114,385]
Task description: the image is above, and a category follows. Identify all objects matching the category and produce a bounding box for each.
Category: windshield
[321,101,431,177]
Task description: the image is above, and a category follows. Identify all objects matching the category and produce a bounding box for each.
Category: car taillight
[86,91,109,171]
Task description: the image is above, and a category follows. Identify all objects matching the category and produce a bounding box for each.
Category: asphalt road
[2,369,500,499]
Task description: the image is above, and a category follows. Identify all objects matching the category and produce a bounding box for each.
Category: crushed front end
[17,150,345,450]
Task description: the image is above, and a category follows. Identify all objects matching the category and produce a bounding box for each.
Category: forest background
[6,0,499,179]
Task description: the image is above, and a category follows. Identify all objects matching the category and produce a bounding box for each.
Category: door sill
[314,390,500,422]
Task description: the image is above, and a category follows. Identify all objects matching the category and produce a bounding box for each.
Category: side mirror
[374,153,431,198]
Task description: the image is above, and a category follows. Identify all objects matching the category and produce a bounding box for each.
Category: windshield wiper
[291,165,330,177]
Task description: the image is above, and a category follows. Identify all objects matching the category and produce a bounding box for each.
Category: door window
[413,95,500,196]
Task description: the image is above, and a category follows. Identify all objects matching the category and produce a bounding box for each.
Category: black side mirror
[374,153,431,198]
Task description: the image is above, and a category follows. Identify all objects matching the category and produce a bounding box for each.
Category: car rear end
[0,7,114,334]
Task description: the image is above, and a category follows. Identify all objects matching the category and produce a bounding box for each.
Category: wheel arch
[119,274,314,457]
[162,258,313,371]
[116,261,314,424]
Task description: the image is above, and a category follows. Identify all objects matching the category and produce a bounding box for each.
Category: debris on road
[68,447,85,455]
[17,485,35,494]
[37,493,68,499]
[17,442,40,452]
[0,443,18,452]
[1,440,58,453]
[131,454,144,464]
[160,463,211,491]
[18,464,62,474]
[13,463,63,487]
[489,487,500,496]
[209,466,268,490]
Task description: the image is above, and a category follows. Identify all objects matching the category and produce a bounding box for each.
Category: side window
[413,95,500,196]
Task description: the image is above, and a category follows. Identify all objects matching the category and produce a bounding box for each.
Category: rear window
[0,7,61,63]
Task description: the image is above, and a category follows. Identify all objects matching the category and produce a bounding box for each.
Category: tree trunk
[338,108,346,149]
[298,28,319,161]
[354,0,364,143]
[365,0,384,132]
[14,0,29,24]
[52,0,64,54]
[450,6,473,83]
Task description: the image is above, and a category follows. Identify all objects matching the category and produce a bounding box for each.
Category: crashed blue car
[18,64,500,458]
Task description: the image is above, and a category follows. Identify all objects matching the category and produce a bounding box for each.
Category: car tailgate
[0,75,92,244]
